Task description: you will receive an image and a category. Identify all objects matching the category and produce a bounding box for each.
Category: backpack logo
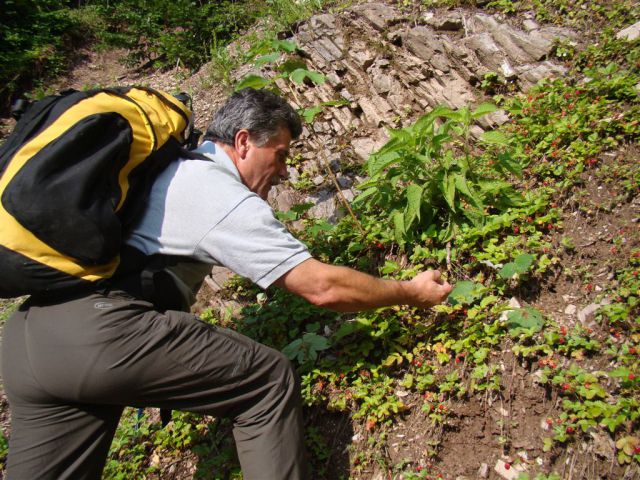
[94,302,114,310]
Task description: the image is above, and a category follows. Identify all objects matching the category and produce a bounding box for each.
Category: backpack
[0,86,194,298]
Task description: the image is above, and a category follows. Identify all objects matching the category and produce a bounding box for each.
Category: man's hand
[406,270,453,308]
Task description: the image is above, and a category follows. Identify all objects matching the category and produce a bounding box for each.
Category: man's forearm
[275,258,452,312]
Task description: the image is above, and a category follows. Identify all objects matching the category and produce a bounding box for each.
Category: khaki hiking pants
[1,290,308,480]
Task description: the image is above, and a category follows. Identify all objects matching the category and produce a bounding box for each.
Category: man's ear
[235,129,251,159]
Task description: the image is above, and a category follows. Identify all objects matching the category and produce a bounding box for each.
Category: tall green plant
[354,104,524,246]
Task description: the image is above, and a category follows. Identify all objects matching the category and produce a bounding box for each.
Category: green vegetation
[0,0,332,111]
[1,0,639,478]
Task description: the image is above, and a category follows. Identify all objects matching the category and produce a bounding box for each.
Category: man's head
[205,89,302,199]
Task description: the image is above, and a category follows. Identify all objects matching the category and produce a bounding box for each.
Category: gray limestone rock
[350,2,403,31]
[617,21,640,41]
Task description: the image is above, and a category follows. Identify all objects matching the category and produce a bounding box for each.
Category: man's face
[237,127,292,200]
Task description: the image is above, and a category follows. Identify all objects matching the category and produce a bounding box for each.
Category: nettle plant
[353,104,524,247]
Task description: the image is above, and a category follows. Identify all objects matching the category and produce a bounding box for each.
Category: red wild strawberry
[629,373,636,381]
[514,226,520,234]
[560,325,568,336]
[546,418,553,426]
[634,447,640,455]
[630,347,637,355]
[504,463,511,470]
[561,383,571,391]
[566,426,574,434]
[558,337,566,345]
[586,283,594,292]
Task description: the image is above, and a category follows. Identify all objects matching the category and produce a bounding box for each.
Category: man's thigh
[6,292,291,416]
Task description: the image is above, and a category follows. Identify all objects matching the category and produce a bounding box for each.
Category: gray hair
[204,88,302,146]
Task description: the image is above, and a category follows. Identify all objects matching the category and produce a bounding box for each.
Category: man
[2,88,452,479]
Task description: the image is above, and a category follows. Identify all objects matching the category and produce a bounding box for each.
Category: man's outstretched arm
[274,258,452,313]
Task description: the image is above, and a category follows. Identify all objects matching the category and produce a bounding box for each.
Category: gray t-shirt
[125,141,311,298]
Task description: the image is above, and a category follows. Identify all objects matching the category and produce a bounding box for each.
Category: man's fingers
[430,269,441,282]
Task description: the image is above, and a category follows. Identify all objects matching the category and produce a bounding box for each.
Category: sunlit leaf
[480,130,510,145]
[235,74,271,91]
[471,102,499,119]
[253,52,280,66]
[506,307,544,335]
[447,280,483,305]
[404,184,423,229]
[289,68,325,85]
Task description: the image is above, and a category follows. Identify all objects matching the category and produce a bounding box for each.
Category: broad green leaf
[471,102,498,119]
[353,186,378,203]
[300,105,323,123]
[289,68,325,85]
[367,151,401,176]
[404,184,423,228]
[447,280,483,306]
[608,367,631,378]
[480,130,509,145]
[302,333,330,351]
[275,210,297,222]
[498,262,519,279]
[496,152,523,178]
[306,70,326,85]
[282,339,303,360]
[333,319,368,341]
[272,39,297,53]
[506,307,544,335]
[514,253,534,271]
[253,52,280,66]
[393,210,405,244]
[235,74,271,91]
[279,58,307,74]
[499,253,534,279]
[290,202,313,214]
[454,174,484,210]
[441,173,456,211]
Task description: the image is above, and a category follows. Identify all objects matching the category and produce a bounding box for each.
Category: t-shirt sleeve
[195,195,311,288]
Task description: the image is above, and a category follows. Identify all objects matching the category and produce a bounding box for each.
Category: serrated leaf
[496,152,523,178]
[235,74,271,91]
[608,367,631,378]
[507,307,544,335]
[447,280,482,306]
[471,102,498,119]
[393,210,405,244]
[289,68,325,85]
[306,70,326,85]
[300,105,323,123]
[302,333,330,351]
[404,184,423,229]
[441,173,456,211]
[272,39,297,52]
[279,58,307,74]
[354,186,378,203]
[367,151,401,176]
[454,174,484,210]
[514,253,534,271]
[282,339,303,360]
[253,52,280,67]
[480,130,509,145]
